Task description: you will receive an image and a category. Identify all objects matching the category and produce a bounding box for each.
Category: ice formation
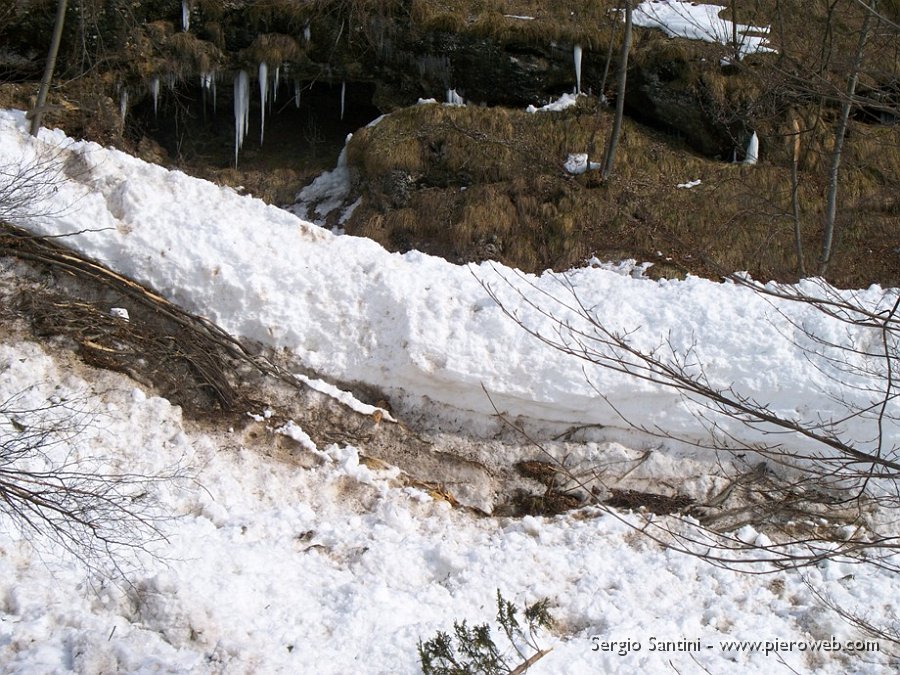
[294,80,302,108]
[304,24,312,43]
[273,66,281,104]
[201,71,217,111]
[119,88,128,122]
[446,88,465,106]
[181,0,190,32]
[574,44,583,94]
[744,131,759,165]
[149,77,160,116]
[340,81,346,120]
[233,70,250,166]
[259,62,268,144]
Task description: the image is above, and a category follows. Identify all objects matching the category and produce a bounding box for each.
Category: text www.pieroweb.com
[591,636,880,656]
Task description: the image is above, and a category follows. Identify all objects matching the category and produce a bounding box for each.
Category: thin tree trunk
[601,0,632,180]
[599,0,621,99]
[588,0,622,164]
[818,0,875,275]
[731,0,740,59]
[30,0,68,136]
[790,115,806,276]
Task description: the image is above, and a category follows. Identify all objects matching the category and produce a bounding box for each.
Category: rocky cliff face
[1,1,756,159]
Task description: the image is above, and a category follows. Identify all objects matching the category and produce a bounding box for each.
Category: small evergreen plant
[418,591,553,675]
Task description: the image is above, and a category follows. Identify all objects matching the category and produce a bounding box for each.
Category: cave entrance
[126,78,381,204]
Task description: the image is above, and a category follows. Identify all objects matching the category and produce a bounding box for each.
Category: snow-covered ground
[0,333,894,674]
[1,110,899,672]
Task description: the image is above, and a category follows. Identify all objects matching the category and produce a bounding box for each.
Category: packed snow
[1,110,899,672]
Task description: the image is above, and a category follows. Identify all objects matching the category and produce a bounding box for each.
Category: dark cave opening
[126,77,382,174]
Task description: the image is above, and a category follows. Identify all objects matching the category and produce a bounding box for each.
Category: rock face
[627,62,736,159]
[373,32,578,107]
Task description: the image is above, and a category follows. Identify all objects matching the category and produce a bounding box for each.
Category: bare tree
[0,150,68,224]
[0,389,184,579]
[477,262,900,652]
[478,263,900,562]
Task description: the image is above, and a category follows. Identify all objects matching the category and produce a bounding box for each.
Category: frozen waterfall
[574,44,583,94]
[259,62,268,145]
[744,131,759,165]
[150,77,160,116]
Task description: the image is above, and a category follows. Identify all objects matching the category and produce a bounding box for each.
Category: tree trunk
[818,0,875,275]
[30,0,68,137]
[731,0,740,59]
[601,1,633,181]
[790,115,806,276]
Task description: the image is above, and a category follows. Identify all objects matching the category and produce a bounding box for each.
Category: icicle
[574,44,583,94]
[259,62,269,145]
[201,71,217,113]
[303,24,312,43]
[294,80,302,108]
[119,88,128,123]
[274,66,280,101]
[744,131,759,165]
[234,70,250,167]
[182,0,191,32]
[150,77,160,116]
[340,81,346,120]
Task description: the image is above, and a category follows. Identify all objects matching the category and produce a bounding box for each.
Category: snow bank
[634,0,776,58]
[0,110,896,456]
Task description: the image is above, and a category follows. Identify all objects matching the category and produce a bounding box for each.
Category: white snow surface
[1,109,897,454]
[0,337,895,674]
[634,0,776,58]
[1,112,900,673]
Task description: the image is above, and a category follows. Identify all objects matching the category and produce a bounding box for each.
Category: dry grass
[241,33,306,65]
[410,0,619,48]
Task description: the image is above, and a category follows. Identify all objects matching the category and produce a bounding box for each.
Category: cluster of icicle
[233,62,343,166]
[446,89,465,106]
[136,10,326,167]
